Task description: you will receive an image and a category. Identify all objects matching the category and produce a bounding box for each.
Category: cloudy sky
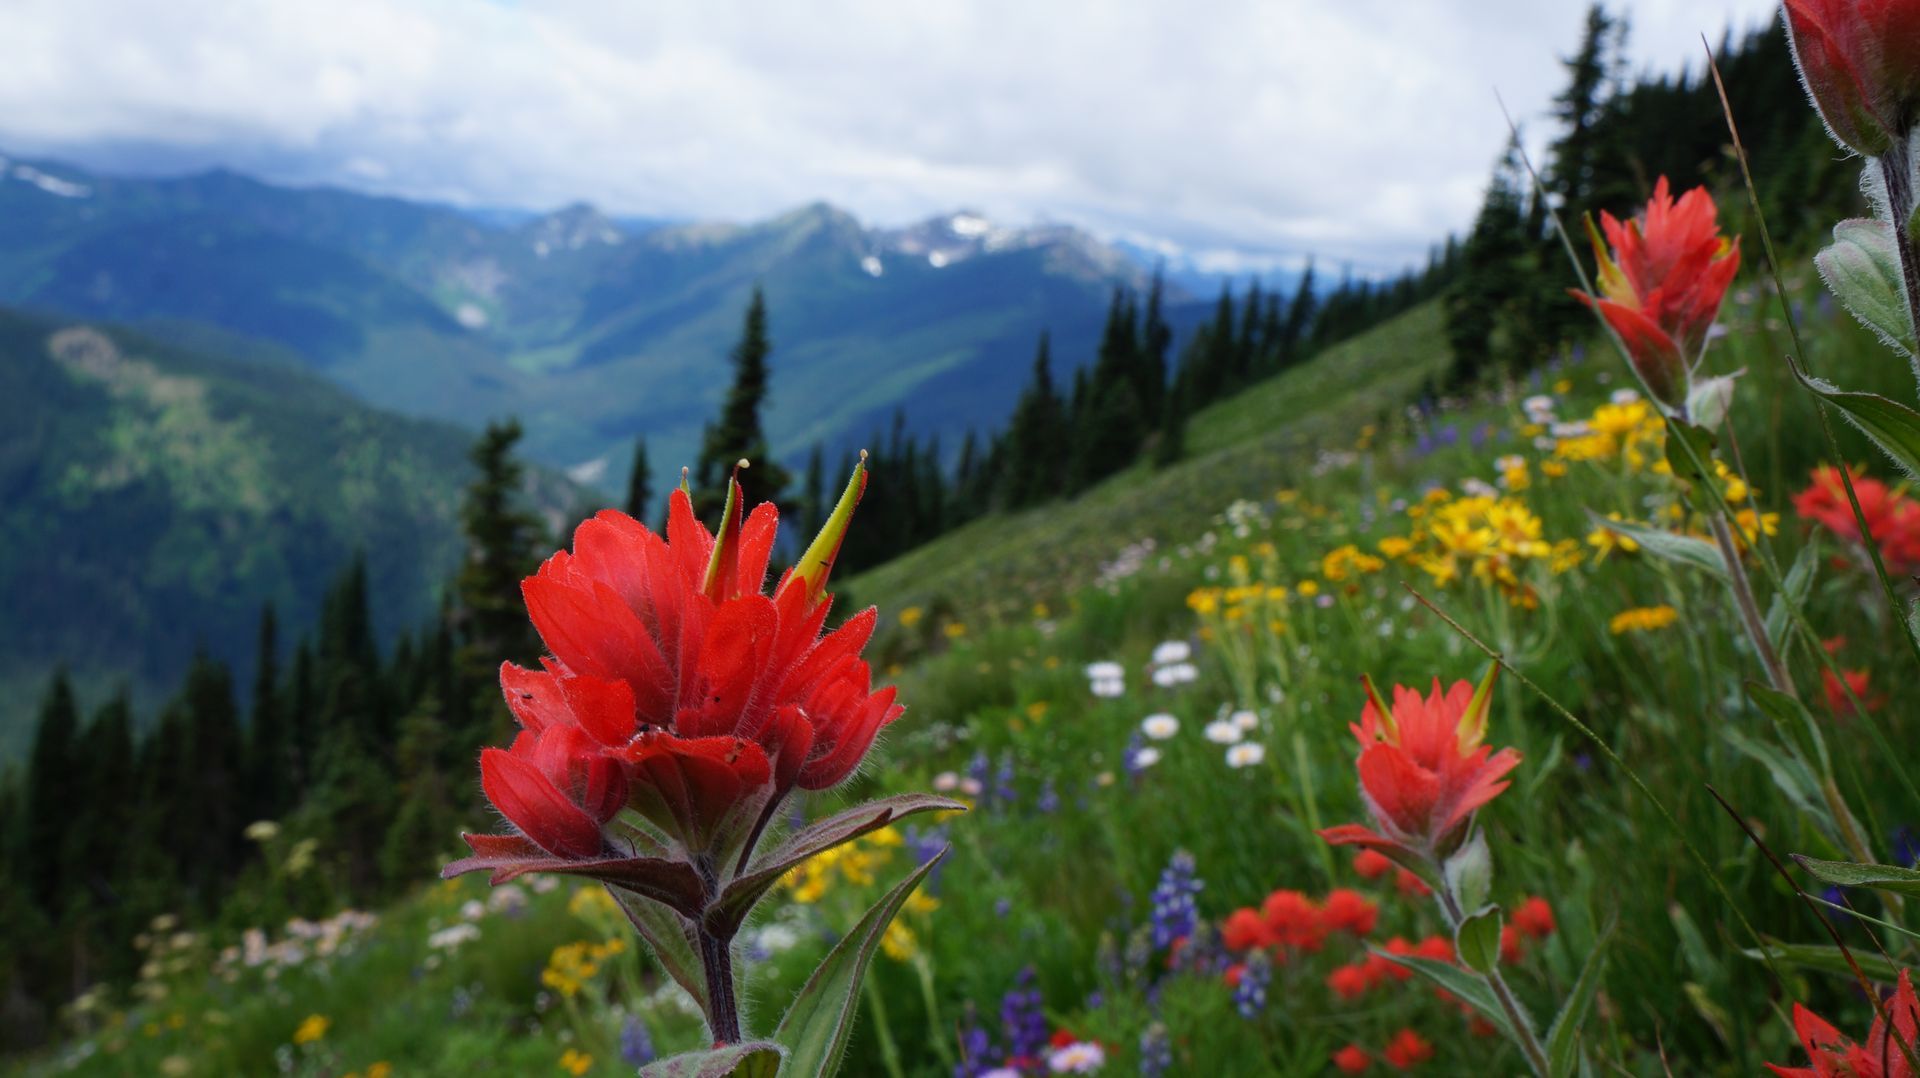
[1,0,1781,274]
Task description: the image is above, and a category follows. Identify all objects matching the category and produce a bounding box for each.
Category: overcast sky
[0,0,1782,274]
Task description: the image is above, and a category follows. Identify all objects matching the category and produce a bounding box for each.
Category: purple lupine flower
[619,1014,656,1067]
[1571,342,1587,363]
[904,823,951,893]
[1085,989,1104,1010]
[1037,780,1060,815]
[1148,850,1203,949]
[1233,951,1272,1019]
[1893,825,1920,868]
[1823,885,1855,921]
[1139,1022,1173,1077]
[995,896,1013,919]
[994,753,1017,807]
[1001,967,1048,1066]
[955,1004,998,1078]
[968,750,992,793]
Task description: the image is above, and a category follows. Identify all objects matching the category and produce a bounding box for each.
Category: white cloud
[0,0,1782,272]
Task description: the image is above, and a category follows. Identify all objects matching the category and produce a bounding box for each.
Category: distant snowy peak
[0,156,92,199]
[874,211,1135,280]
[521,202,624,258]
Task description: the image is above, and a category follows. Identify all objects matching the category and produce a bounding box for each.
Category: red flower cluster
[1784,0,1920,157]
[1573,178,1741,411]
[1326,935,1453,1000]
[1767,969,1919,1076]
[1333,1029,1435,1072]
[447,467,902,891]
[1218,886,1379,959]
[1794,465,1920,577]
[1320,669,1520,862]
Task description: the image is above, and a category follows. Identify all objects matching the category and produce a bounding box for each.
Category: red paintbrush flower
[1573,178,1740,411]
[446,461,912,900]
[1794,465,1920,576]
[1768,969,1920,1076]
[1318,668,1520,862]
[1785,0,1920,157]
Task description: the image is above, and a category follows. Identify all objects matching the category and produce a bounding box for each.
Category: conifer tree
[1278,262,1317,369]
[457,422,542,680]
[695,287,791,518]
[624,436,652,521]
[23,671,78,908]
[245,602,289,822]
[1139,270,1172,418]
[799,443,826,541]
[1155,374,1190,468]
[1001,333,1067,508]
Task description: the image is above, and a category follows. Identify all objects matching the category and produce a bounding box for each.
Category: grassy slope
[844,302,1448,622]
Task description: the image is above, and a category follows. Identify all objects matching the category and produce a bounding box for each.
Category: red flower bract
[1767,969,1920,1076]
[1793,465,1920,576]
[1319,668,1520,861]
[1785,0,1920,157]
[448,464,903,886]
[1573,177,1740,410]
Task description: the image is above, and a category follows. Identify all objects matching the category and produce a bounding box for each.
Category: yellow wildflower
[943,622,967,640]
[292,1014,330,1045]
[559,1049,594,1076]
[898,606,924,628]
[1609,605,1680,635]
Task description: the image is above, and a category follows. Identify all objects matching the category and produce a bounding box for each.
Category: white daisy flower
[1048,1042,1108,1073]
[1226,743,1267,768]
[1151,640,1192,664]
[1151,662,1198,687]
[1084,660,1124,680]
[1141,713,1180,740]
[1130,746,1162,770]
[1610,387,1642,405]
[1230,709,1259,731]
[1204,720,1243,744]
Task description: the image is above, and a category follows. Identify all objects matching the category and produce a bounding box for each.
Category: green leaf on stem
[1546,916,1614,1078]
[1369,949,1523,1043]
[1746,681,1832,777]
[774,848,946,1078]
[707,793,965,940]
[1764,540,1820,653]
[1794,854,1920,897]
[1664,419,1718,487]
[638,1041,783,1078]
[1584,511,1727,580]
[1815,218,1916,357]
[1455,904,1503,975]
[609,886,709,1018]
[1743,938,1904,981]
[1787,355,1920,480]
[1443,830,1492,914]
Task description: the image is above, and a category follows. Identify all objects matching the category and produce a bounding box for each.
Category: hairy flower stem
[1433,875,1551,1078]
[1705,513,1794,698]
[1879,141,1920,362]
[700,927,743,1044]
[1707,513,1879,866]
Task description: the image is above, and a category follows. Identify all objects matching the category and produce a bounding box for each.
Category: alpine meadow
[15,2,1920,1076]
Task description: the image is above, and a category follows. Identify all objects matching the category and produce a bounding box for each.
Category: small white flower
[1523,394,1556,416]
[1141,713,1180,740]
[1461,478,1498,499]
[1048,1041,1108,1074]
[459,900,486,922]
[1090,675,1126,698]
[1203,720,1243,744]
[1495,454,1525,472]
[1226,742,1267,769]
[1130,746,1163,770]
[1610,387,1642,405]
[932,771,960,792]
[1151,662,1198,687]
[1230,709,1259,731]
[979,1069,1024,1078]
[1151,640,1192,664]
[959,777,984,797]
[1084,660,1124,680]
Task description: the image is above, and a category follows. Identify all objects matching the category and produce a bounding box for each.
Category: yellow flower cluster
[1379,493,1574,606]
[1320,544,1386,582]
[292,1014,330,1045]
[541,937,627,998]
[1554,399,1665,468]
[559,1048,594,1075]
[782,826,906,904]
[1609,605,1680,635]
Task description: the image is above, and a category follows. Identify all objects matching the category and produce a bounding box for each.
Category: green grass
[844,302,1449,627]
